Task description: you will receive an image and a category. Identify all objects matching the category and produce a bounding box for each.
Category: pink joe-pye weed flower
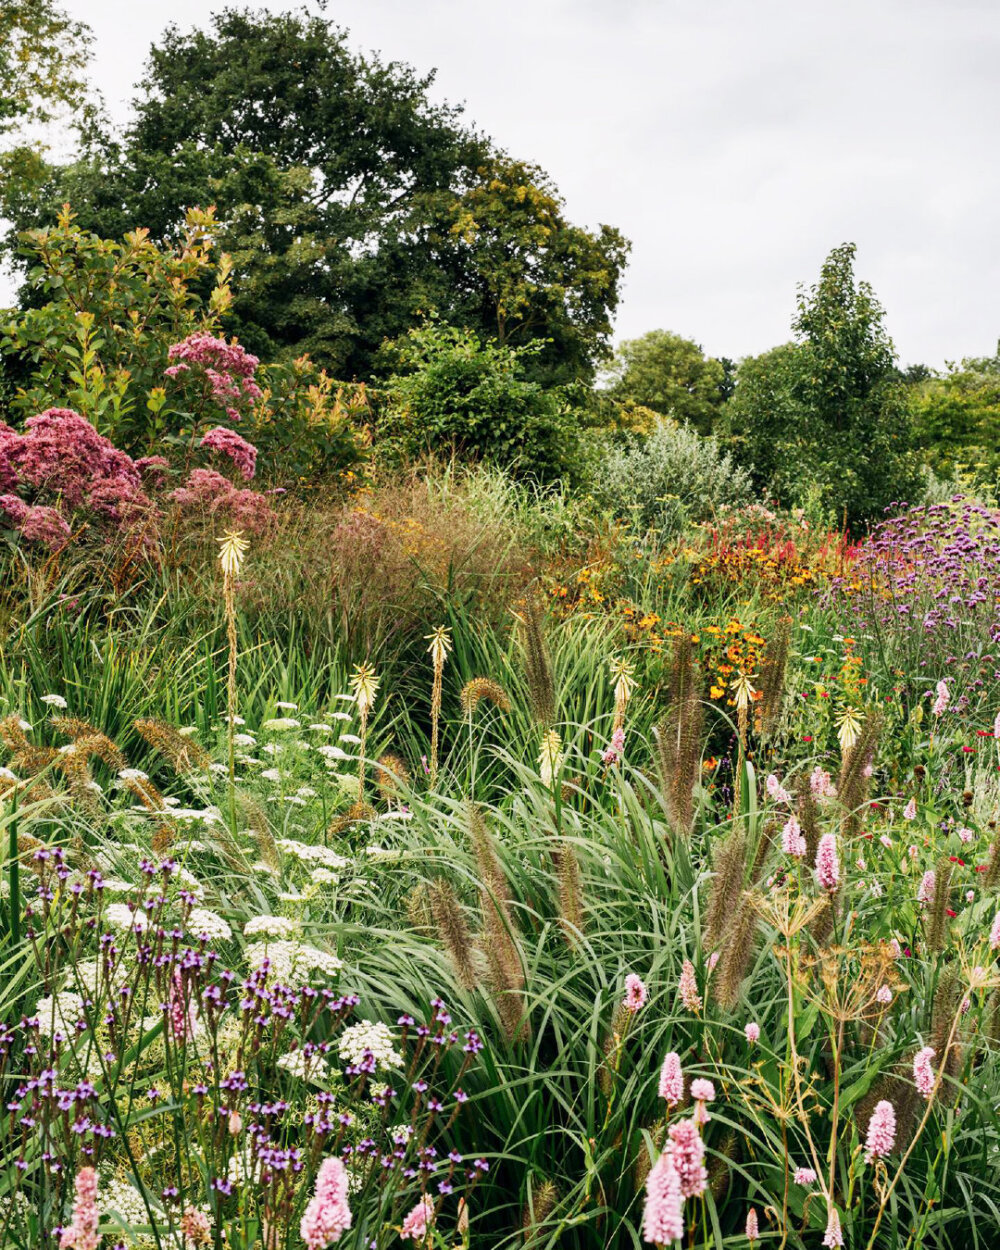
[917,870,936,905]
[864,1099,897,1161]
[746,1207,759,1242]
[623,972,648,1013]
[667,1118,707,1198]
[814,834,840,892]
[822,1206,844,1248]
[658,1051,684,1105]
[903,797,917,821]
[200,426,258,481]
[300,1156,353,1248]
[781,815,806,858]
[932,679,949,716]
[59,1167,100,1250]
[400,1196,435,1242]
[793,1167,817,1186]
[744,1021,760,1044]
[678,960,702,1012]
[642,1151,685,1246]
[913,1046,936,1099]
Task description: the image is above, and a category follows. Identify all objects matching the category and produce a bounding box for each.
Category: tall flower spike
[658,1051,684,1105]
[864,1099,896,1162]
[426,626,451,786]
[300,1156,352,1248]
[350,663,380,718]
[59,1167,100,1250]
[642,1151,684,1246]
[538,730,563,788]
[814,833,840,893]
[218,528,248,577]
[836,705,863,754]
[609,655,636,732]
[426,625,452,668]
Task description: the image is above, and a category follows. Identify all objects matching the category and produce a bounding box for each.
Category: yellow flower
[350,663,380,717]
[425,626,452,668]
[836,706,863,753]
[730,670,757,711]
[608,656,637,709]
[218,529,248,578]
[538,730,563,787]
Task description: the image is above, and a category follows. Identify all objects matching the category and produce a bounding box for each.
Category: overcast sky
[20,0,1000,368]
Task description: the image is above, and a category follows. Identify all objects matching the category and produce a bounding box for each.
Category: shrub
[377,321,583,484]
[590,419,754,537]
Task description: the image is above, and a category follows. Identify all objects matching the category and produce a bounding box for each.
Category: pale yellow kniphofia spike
[836,706,863,753]
[350,663,380,717]
[425,626,452,668]
[218,529,249,578]
[730,669,757,712]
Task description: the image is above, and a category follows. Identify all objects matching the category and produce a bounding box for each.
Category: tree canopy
[605,329,727,433]
[2,8,628,384]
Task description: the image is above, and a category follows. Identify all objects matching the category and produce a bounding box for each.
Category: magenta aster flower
[864,1099,896,1161]
[642,1151,684,1246]
[300,1156,352,1248]
[814,834,840,892]
[913,1046,936,1099]
[623,972,648,1013]
[658,1051,684,1105]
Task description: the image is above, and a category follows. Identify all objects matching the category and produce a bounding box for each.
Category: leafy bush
[590,420,754,536]
[377,321,583,484]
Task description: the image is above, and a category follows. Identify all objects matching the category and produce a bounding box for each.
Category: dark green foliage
[605,329,727,434]
[377,321,584,483]
[721,243,920,528]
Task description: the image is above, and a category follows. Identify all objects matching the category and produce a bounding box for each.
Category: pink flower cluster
[864,1099,896,1161]
[781,815,806,858]
[623,972,648,1013]
[400,1195,435,1241]
[913,1045,936,1098]
[201,426,258,481]
[642,1112,709,1245]
[300,1156,352,1248]
[814,834,840,892]
[60,1167,100,1250]
[165,332,262,421]
[602,726,625,767]
[0,410,151,546]
[677,960,701,1012]
[169,468,276,534]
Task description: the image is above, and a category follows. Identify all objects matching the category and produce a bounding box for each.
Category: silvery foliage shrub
[592,420,755,537]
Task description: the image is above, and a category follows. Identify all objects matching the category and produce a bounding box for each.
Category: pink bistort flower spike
[642,1151,684,1246]
[400,1195,435,1242]
[300,1156,352,1248]
[932,679,949,717]
[678,960,702,1012]
[917,870,935,905]
[903,797,917,821]
[658,1051,684,1106]
[667,1118,707,1198]
[989,912,1000,951]
[746,1207,759,1242]
[913,1046,936,1099]
[793,1166,817,1186]
[623,972,648,1013]
[744,1021,760,1044]
[59,1167,100,1250]
[602,726,626,766]
[822,1206,844,1248]
[864,1099,896,1161]
[781,815,806,858]
[814,834,840,892]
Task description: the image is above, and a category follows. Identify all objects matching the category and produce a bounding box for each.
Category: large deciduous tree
[721,243,918,527]
[3,8,628,383]
[605,329,726,434]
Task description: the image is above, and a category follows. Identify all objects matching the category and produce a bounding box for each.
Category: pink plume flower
[59,1167,100,1250]
[990,912,1000,951]
[781,815,806,857]
[913,1046,936,1099]
[746,1207,759,1241]
[400,1195,435,1242]
[903,797,917,821]
[642,1151,684,1246]
[201,426,258,481]
[766,773,791,803]
[810,766,835,798]
[300,1156,352,1248]
[658,1051,684,1105]
[875,984,892,1005]
[677,960,702,1012]
[864,1099,896,1161]
[932,680,949,717]
[690,1079,715,1103]
[793,1166,817,1186]
[667,1118,707,1198]
[822,1206,844,1248]
[623,972,648,1013]
[744,1021,760,1044]
[179,1209,212,1246]
[602,726,625,766]
[917,870,935,905]
[814,834,840,892]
